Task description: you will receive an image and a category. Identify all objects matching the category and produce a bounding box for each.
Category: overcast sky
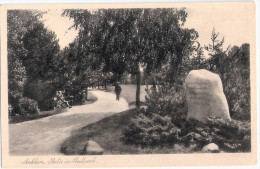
[41,4,254,52]
[184,3,254,50]
[41,9,79,49]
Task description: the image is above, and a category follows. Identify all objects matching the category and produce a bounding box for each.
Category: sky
[41,4,255,53]
[184,3,254,51]
[41,9,79,49]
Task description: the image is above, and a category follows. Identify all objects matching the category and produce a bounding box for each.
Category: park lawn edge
[60,108,192,155]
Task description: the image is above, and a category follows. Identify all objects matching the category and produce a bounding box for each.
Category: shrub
[8,57,27,105]
[18,97,39,115]
[67,87,84,104]
[144,84,187,127]
[24,81,56,110]
[211,44,251,121]
[123,111,251,152]
[122,84,187,148]
[64,80,86,105]
[182,117,251,152]
[123,111,181,147]
[123,80,250,152]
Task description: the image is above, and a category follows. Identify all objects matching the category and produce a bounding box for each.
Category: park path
[9,90,129,156]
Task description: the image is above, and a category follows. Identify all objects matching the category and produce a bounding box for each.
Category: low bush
[123,82,250,152]
[144,85,187,127]
[18,97,39,115]
[123,85,187,148]
[182,117,251,152]
[123,112,251,152]
[123,111,181,147]
[24,81,55,110]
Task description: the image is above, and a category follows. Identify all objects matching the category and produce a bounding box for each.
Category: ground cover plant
[122,84,251,153]
[60,109,191,155]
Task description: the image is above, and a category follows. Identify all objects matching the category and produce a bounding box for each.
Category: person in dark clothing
[115,83,122,101]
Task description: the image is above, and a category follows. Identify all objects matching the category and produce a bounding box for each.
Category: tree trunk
[152,78,156,92]
[136,67,141,108]
[86,88,88,100]
[145,80,149,91]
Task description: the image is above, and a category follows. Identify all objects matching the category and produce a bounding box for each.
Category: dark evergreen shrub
[144,85,188,127]
[123,111,181,147]
[183,117,251,152]
[123,75,250,152]
[24,81,55,110]
[123,85,187,148]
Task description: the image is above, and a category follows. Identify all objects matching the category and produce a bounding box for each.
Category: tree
[187,47,207,70]
[63,8,198,108]
[204,28,230,78]
[22,22,60,81]
[204,29,250,120]
[8,56,27,113]
[8,10,63,111]
[21,21,61,110]
[222,44,250,120]
[59,37,112,104]
[7,10,43,113]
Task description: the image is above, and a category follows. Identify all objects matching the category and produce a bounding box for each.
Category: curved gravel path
[9,90,129,155]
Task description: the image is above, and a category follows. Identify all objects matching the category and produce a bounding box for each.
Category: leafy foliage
[63,8,198,107]
[123,111,250,152]
[59,39,113,104]
[123,82,250,152]
[8,10,62,113]
[204,28,250,120]
[21,22,60,81]
[23,81,55,110]
[7,10,42,115]
[222,44,250,120]
[123,112,181,147]
[144,85,187,127]
[183,117,251,152]
[123,85,187,147]
[17,97,39,116]
[8,57,27,103]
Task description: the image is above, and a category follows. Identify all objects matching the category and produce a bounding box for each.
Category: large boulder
[184,69,231,122]
[201,143,219,153]
[83,140,104,155]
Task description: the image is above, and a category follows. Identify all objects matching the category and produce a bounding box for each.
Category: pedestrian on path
[115,83,122,101]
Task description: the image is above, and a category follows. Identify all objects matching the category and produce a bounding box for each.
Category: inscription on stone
[187,82,210,104]
[184,69,231,122]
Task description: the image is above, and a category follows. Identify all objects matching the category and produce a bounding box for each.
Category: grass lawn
[106,84,150,106]
[9,91,97,124]
[60,108,192,155]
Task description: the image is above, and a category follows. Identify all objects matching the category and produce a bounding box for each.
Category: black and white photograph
[1,2,257,168]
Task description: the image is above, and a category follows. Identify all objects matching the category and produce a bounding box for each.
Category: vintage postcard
[1,2,257,168]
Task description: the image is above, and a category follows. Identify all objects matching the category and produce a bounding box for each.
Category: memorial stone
[184,69,231,122]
